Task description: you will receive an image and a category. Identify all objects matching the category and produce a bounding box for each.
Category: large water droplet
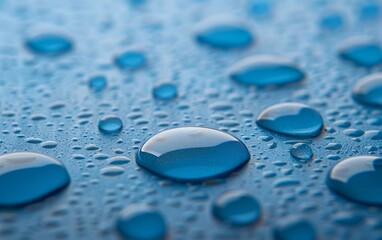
[353,73,382,107]
[25,34,73,56]
[0,152,70,207]
[98,115,123,134]
[327,155,382,205]
[256,103,324,137]
[152,83,177,100]
[229,56,305,86]
[195,19,253,49]
[136,127,250,182]
[339,40,382,67]
[116,204,167,240]
[212,190,261,226]
[114,50,146,70]
[273,216,316,240]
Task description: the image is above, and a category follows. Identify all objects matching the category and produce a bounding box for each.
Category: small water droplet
[290,143,313,161]
[153,83,177,100]
[88,76,107,92]
[25,34,73,56]
[114,50,146,70]
[273,216,316,240]
[339,40,382,67]
[98,115,123,134]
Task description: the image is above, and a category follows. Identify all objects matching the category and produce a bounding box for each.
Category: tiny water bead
[88,76,107,92]
[195,22,253,49]
[25,34,73,56]
[273,216,316,240]
[116,204,167,240]
[326,155,382,205]
[98,115,123,134]
[114,50,146,70]
[339,41,382,67]
[152,83,177,100]
[352,73,382,107]
[290,143,313,161]
[256,103,324,137]
[212,190,261,226]
[136,127,250,182]
[229,56,305,86]
[0,152,70,207]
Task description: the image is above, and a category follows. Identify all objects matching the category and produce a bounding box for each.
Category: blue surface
[0,0,381,239]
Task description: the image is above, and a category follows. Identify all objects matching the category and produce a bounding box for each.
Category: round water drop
[256,103,323,137]
[212,190,261,226]
[290,143,313,161]
[114,50,146,70]
[88,76,107,92]
[273,216,316,240]
[153,83,177,100]
[195,20,253,49]
[25,34,73,56]
[327,155,382,205]
[136,127,250,182]
[0,152,70,207]
[117,204,167,240]
[339,40,382,67]
[98,115,123,134]
[229,55,305,86]
[353,73,382,107]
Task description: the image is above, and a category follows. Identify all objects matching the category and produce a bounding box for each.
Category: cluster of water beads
[136,127,250,182]
[229,55,305,86]
[25,34,73,56]
[0,152,70,207]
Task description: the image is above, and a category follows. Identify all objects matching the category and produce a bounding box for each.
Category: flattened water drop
[256,103,323,137]
[212,190,261,226]
[26,34,73,56]
[353,73,382,107]
[117,204,167,240]
[327,155,382,205]
[114,50,146,70]
[0,152,70,207]
[136,127,250,182]
[195,19,253,49]
[152,83,177,100]
[98,115,123,134]
[339,40,382,67]
[229,56,305,86]
[88,76,107,92]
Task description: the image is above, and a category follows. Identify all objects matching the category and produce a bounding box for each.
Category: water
[320,13,344,30]
[136,127,250,182]
[212,190,261,226]
[290,143,313,161]
[229,56,305,86]
[0,152,70,207]
[88,76,108,92]
[114,50,146,70]
[25,34,73,56]
[339,41,382,67]
[326,155,382,205]
[273,216,316,240]
[116,204,167,240]
[152,83,177,100]
[195,22,253,49]
[256,102,324,137]
[353,73,382,107]
[98,115,123,134]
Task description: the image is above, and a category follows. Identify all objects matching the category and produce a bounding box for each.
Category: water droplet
[25,34,73,56]
[117,204,167,240]
[273,216,316,240]
[353,73,382,107]
[229,56,305,86]
[0,152,70,207]
[88,76,107,92]
[153,83,177,100]
[327,155,382,205]
[290,143,313,161]
[195,20,253,49]
[339,40,382,67]
[98,115,123,134]
[320,13,344,30]
[114,50,146,70]
[256,102,324,137]
[136,127,250,182]
[212,190,261,226]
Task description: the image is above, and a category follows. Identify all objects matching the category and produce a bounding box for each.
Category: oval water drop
[114,50,146,70]
[256,103,324,137]
[353,73,382,107]
[0,152,70,207]
[339,40,382,67]
[327,155,382,205]
[290,143,313,161]
[98,115,123,134]
[229,56,305,86]
[88,76,107,92]
[153,83,177,100]
[26,34,73,56]
[273,216,316,240]
[136,127,250,182]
